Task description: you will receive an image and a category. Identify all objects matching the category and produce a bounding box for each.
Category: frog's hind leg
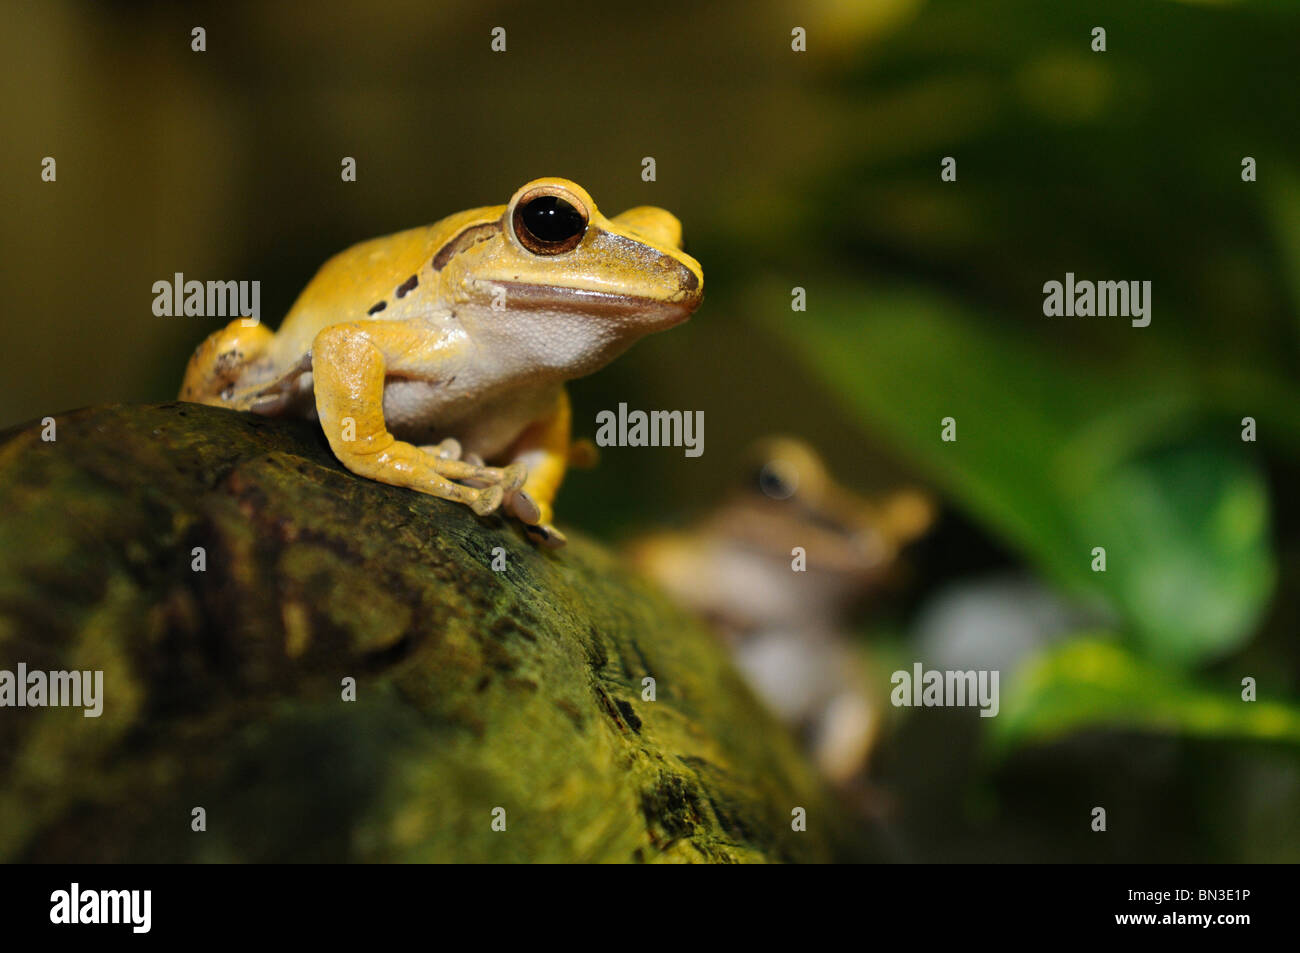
[179,319,275,406]
[501,390,574,548]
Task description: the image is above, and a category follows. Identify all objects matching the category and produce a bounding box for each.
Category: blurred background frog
[629,438,934,790]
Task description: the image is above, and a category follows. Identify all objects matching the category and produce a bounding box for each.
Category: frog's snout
[668,252,704,316]
[607,205,704,319]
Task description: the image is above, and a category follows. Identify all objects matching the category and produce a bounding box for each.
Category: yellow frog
[180,178,703,547]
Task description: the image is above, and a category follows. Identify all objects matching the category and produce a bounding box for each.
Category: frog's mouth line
[491,282,700,323]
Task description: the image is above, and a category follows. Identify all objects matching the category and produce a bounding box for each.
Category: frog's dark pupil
[522,196,585,244]
[758,468,791,499]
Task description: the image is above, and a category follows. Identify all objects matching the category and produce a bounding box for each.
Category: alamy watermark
[890,663,999,717]
[50,883,150,933]
[595,403,703,457]
[0,663,103,717]
[1042,272,1151,327]
[153,272,260,325]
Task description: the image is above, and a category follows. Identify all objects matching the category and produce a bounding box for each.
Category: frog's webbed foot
[414,444,527,494]
[416,437,535,526]
[426,455,564,546]
[439,458,525,492]
[418,458,525,519]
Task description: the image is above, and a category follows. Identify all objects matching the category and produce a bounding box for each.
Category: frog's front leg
[502,390,575,548]
[311,322,524,516]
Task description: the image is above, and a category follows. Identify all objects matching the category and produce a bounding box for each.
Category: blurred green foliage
[994,639,1300,754]
[763,287,1276,667]
[737,0,1300,768]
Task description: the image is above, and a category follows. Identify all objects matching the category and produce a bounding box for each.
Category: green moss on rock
[0,403,853,862]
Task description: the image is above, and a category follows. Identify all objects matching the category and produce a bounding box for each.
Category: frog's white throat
[458,293,692,381]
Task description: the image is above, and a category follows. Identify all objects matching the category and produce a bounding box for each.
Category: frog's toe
[464,452,484,467]
[501,462,528,494]
[525,523,567,549]
[470,484,504,516]
[432,438,462,460]
[508,490,542,525]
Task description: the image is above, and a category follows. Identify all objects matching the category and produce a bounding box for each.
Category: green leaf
[760,285,1275,665]
[992,638,1300,753]
[1070,441,1274,663]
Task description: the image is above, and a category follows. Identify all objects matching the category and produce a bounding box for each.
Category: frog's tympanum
[181,178,703,547]
[628,438,934,785]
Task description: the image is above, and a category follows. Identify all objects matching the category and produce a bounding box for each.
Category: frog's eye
[513,191,588,255]
[755,460,798,501]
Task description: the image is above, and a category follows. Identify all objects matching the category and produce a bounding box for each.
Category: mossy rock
[0,403,853,862]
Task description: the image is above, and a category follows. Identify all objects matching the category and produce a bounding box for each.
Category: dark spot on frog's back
[395,275,418,298]
[367,301,387,315]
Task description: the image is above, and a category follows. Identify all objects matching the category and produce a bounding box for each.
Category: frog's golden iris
[513,189,587,255]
